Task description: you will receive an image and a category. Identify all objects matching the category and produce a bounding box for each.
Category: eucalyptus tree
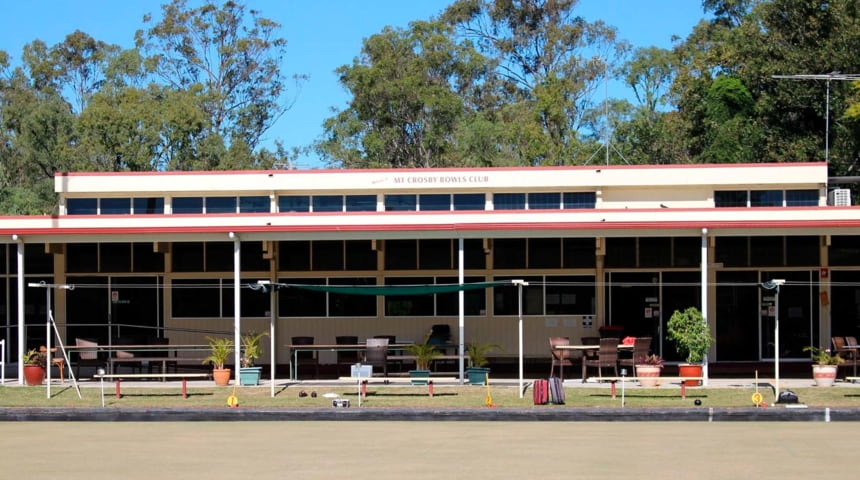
[135,0,300,152]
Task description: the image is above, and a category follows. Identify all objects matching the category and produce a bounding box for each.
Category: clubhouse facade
[2,162,860,379]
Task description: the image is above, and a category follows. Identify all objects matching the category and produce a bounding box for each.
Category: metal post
[458,238,465,385]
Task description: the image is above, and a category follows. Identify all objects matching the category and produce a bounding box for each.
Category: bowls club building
[2,162,859,382]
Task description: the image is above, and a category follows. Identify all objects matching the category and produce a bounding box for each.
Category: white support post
[701,228,709,386]
[458,238,465,385]
[231,233,241,384]
[15,235,24,385]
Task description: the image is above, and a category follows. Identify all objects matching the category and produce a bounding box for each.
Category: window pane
[562,238,596,268]
[385,240,417,270]
[604,237,636,268]
[101,198,130,214]
[345,240,377,270]
[278,196,310,212]
[786,236,819,266]
[67,243,99,273]
[829,235,860,266]
[420,194,449,211]
[546,275,595,315]
[436,276,487,315]
[345,195,376,212]
[493,275,543,315]
[239,196,269,213]
[464,239,487,269]
[133,243,164,272]
[385,194,417,211]
[639,237,671,268]
[529,238,560,268]
[172,279,220,317]
[563,192,596,209]
[172,242,204,272]
[313,241,344,270]
[329,277,376,316]
[751,236,783,266]
[133,197,163,214]
[494,193,525,210]
[786,190,819,206]
[313,195,343,212]
[23,244,53,274]
[453,193,485,211]
[384,277,434,316]
[279,241,311,270]
[715,237,749,267]
[100,243,131,272]
[493,238,527,269]
[528,192,560,210]
[67,198,97,215]
[419,239,451,269]
[173,197,203,214]
[205,242,233,272]
[673,237,700,267]
[207,197,236,213]
[715,191,747,207]
[279,277,326,317]
[240,241,269,271]
[750,190,783,207]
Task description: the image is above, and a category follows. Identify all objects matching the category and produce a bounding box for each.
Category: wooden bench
[109,356,206,375]
[94,373,211,400]
[585,376,705,399]
[338,376,459,397]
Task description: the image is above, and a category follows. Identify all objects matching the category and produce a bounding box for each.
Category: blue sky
[0,1,707,168]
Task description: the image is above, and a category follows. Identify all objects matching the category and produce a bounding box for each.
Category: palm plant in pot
[466,342,501,385]
[22,348,46,386]
[803,346,844,387]
[202,336,234,386]
[667,306,712,386]
[634,354,664,387]
[405,333,441,385]
[239,331,268,386]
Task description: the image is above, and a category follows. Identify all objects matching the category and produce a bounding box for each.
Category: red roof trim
[54,162,826,178]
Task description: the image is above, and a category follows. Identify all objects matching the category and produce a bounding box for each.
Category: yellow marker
[751,392,763,406]
[227,384,239,408]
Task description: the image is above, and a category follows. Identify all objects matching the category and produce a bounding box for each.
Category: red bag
[533,379,549,405]
[622,336,636,345]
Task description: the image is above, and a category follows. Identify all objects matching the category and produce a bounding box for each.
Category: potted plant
[803,346,844,387]
[667,306,712,386]
[465,342,501,385]
[239,331,268,386]
[405,335,441,385]
[202,336,234,386]
[22,348,46,386]
[634,354,664,387]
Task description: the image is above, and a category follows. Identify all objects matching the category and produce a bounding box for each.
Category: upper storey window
[716,189,818,207]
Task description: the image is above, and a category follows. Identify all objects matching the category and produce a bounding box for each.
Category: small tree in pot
[667,307,712,386]
[239,331,268,386]
[202,336,234,386]
[466,342,501,385]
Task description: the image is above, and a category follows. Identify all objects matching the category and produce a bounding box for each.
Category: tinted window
[715,191,747,207]
[345,195,377,212]
[750,190,783,207]
[207,197,236,213]
[528,192,560,210]
[563,192,596,209]
[278,196,310,212]
[453,193,485,211]
[133,197,164,214]
[786,190,819,206]
[173,197,203,214]
[494,193,526,210]
[67,198,98,215]
[420,194,450,211]
[313,195,343,212]
[101,198,130,214]
[239,196,269,213]
[385,194,417,211]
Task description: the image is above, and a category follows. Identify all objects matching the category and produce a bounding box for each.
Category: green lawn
[2,383,859,408]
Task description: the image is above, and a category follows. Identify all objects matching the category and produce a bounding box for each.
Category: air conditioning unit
[828,189,852,206]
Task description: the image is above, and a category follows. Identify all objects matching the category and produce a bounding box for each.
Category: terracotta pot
[812,364,838,387]
[212,368,232,386]
[635,365,661,387]
[678,364,703,386]
[23,365,45,386]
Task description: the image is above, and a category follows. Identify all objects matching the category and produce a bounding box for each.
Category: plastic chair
[548,336,574,381]
[363,338,389,377]
[582,337,619,381]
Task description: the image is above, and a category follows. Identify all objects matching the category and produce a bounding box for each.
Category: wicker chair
[291,336,318,379]
[549,336,575,381]
[582,337,619,381]
[74,338,105,378]
[619,337,652,376]
[363,338,389,377]
[335,336,360,376]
